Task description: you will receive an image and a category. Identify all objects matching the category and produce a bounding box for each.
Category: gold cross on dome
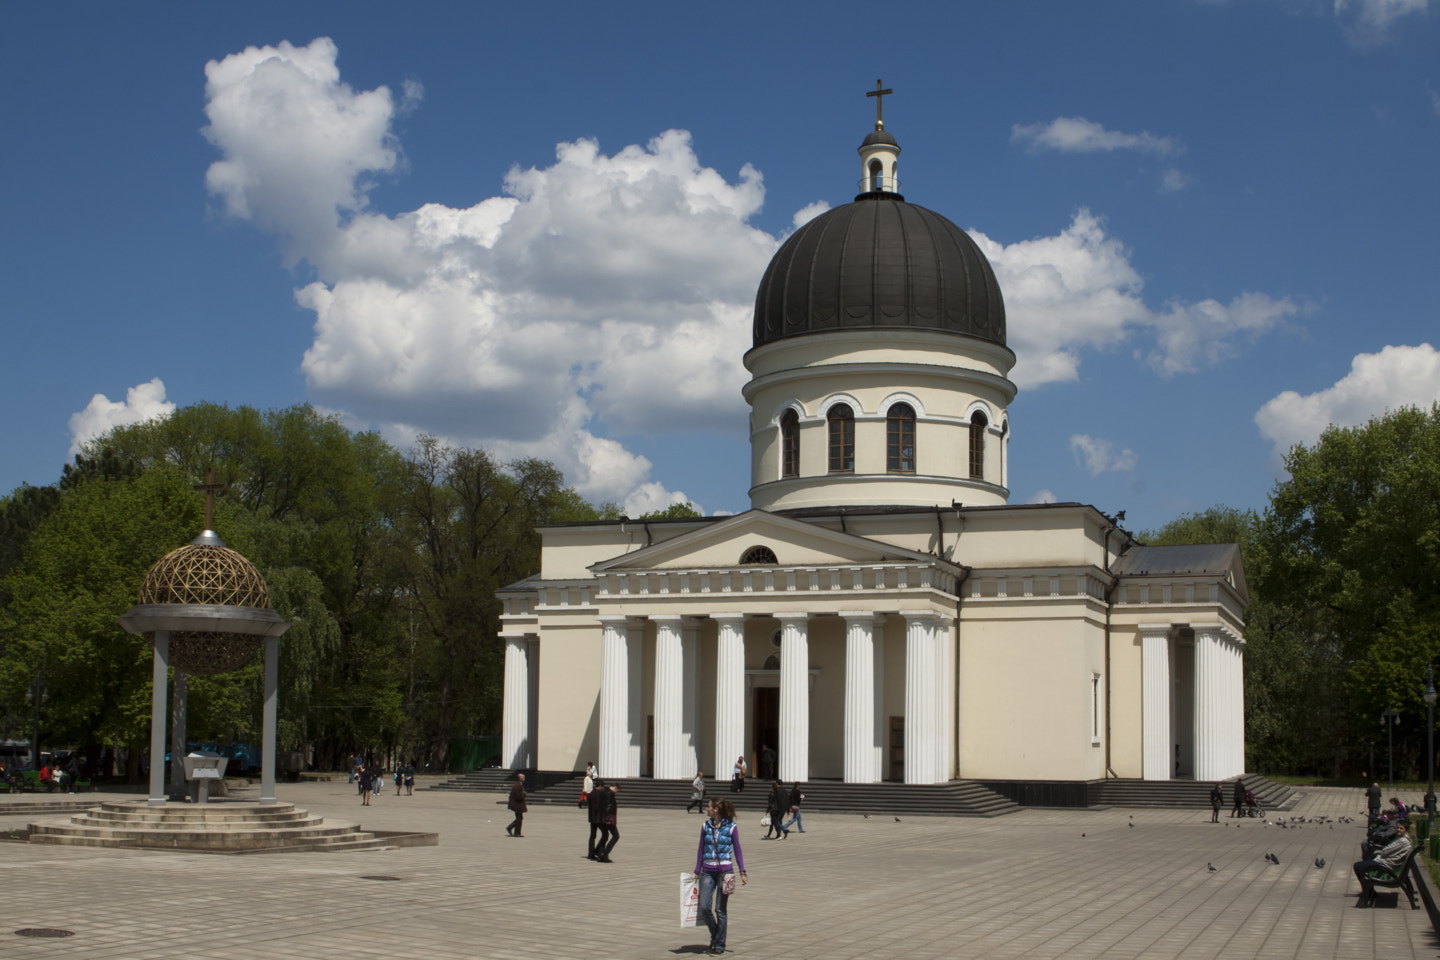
[193,468,227,531]
[866,79,893,130]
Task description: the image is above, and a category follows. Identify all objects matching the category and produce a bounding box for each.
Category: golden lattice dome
[135,531,271,675]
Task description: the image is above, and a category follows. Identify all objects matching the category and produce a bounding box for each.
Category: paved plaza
[2,782,1436,959]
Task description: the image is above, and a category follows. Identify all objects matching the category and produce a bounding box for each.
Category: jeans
[1353,858,1390,889]
[782,808,803,832]
[698,870,730,949]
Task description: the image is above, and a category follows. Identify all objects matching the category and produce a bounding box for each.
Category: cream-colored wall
[956,602,1109,781]
[539,521,710,580]
[535,621,601,772]
[743,329,1016,380]
[1107,623,1144,778]
[806,616,846,779]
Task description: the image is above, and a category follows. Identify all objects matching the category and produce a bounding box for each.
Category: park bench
[1358,844,1422,909]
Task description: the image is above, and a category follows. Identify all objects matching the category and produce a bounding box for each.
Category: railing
[857,176,901,194]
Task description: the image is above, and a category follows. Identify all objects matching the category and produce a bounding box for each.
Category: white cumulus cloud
[69,378,175,456]
[1334,0,1428,41]
[1028,489,1059,505]
[1254,343,1440,459]
[202,38,779,508]
[972,210,1298,388]
[1011,117,1181,157]
[1069,435,1138,476]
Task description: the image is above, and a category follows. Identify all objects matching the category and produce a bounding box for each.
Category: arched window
[827,404,855,473]
[969,411,988,480]
[740,545,778,565]
[780,409,799,479]
[869,159,883,191]
[887,402,915,473]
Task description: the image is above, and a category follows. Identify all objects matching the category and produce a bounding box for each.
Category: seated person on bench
[1353,820,1411,894]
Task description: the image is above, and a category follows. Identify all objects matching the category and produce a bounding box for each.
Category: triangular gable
[590,509,954,573]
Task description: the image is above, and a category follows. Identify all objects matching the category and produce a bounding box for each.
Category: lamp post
[1381,709,1402,791]
[1425,665,1436,837]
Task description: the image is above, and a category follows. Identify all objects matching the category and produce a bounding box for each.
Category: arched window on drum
[886,403,915,473]
[780,409,800,479]
[828,404,855,473]
[968,411,988,480]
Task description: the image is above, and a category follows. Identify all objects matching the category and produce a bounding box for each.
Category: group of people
[353,758,416,805]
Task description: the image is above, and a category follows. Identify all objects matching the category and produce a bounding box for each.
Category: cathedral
[496,92,1247,792]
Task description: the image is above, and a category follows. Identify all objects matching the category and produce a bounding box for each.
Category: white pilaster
[652,615,686,779]
[682,618,700,776]
[903,611,942,784]
[713,616,746,784]
[1141,624,1171,781]
[1193,627,1222,781]
[937,615,954,781]
[598,616,629,780]
[1233,631,1247,776]
[502,633,531,769]
[778,614,810,782]
[843,612,878,783]
[625,619,644,777]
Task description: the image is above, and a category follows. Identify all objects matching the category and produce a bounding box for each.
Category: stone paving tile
[1,782,1438,958]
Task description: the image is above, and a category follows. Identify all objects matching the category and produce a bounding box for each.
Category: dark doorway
[889,716,905,781]
[754,687,779,777]
[644,715,654,778]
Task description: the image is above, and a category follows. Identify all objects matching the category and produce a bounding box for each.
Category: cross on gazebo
[193,468,227,531]
[866,79,893,130]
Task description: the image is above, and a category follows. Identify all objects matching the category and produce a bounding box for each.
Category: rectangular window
[887,416,915,473]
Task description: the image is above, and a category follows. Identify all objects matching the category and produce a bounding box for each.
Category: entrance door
[753,687,779,778]
[889,716,904,781]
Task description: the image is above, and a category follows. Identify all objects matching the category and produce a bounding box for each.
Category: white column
[843,612,878,783]
[598,616,629,781]
[937,615,954,781]
[872,614,887,780]
[1141,624,1171,781]
[1233,632,1247,777]
[778,614,810,782]
[682,618,701,776]
[147,631,170,806]
[1194,627,1222,782]
[260,635,279,804]
[502,633,530,770]
[713,616,746,784]
[625,619,644,777]
[652,615,686,779]
[903,611,942,784]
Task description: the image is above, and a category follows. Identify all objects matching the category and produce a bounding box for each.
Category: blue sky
[3,1,1438,533]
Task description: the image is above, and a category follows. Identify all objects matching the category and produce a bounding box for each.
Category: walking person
[687,771,707,814]
[1366,781,1383,819]
[763,781,786,839]
[359,762,373,806]
[1230,779,1245,818]
[597,782,620,862]
[586,779,607,860]
[506,773,528,837]
[404,759,415,795]
[1210,782,1223,823]
[693,798,747,956]
[779,782,805,837]
[731,755,747,793]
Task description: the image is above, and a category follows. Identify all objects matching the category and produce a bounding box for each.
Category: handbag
[790,805,799,813]
[759,814,771,827]
[722,873,737,895]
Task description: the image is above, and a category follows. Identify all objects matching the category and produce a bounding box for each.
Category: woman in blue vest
[693,798,748,956]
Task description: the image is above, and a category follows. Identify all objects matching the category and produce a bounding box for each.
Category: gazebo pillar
[261,635,280,804]
[148,632,170,806]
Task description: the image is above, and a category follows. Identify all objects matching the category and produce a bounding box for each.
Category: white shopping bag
[680,872,700,927]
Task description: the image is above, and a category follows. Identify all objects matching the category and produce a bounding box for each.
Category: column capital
[650,613,683,622]
[775,612,810,622]
[711,613,747,623]
[596,614,629,625]
[1138,622,1174,639]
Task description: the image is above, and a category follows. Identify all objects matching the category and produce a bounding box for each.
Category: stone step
[59,812,338,833]
[84,807,310,825]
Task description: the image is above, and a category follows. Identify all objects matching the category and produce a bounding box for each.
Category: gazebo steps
[25,799,439,853]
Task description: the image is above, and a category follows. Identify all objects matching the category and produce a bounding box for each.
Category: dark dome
[861,129,898,147]
[753,195,1006,349]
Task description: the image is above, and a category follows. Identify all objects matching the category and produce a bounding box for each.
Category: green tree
[639,501,704,519]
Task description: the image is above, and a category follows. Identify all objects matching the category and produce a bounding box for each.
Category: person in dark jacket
[587,778,607,860]
[1230,779,1245,818]
[763,781,786,839]
[1366,782,1383,818]
[597,782,620,862]
[1210,783,1223,823]
[505,773,527,837]
[779,782,805,836]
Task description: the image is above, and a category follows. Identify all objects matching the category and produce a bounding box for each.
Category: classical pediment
[589,509,952,574]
